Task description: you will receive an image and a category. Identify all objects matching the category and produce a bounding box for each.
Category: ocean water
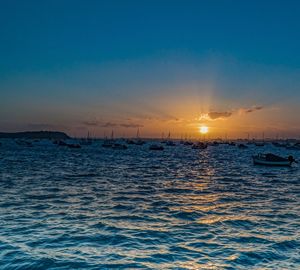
[0,140,299,270]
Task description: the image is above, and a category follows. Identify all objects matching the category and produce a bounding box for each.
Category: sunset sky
[1,0,300,138]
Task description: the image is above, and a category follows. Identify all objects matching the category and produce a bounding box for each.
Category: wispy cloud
[238,105,264,114]
[208,111,232,120]
[120,123,144,128]
[199,111,232,121]
[199,105,264,121]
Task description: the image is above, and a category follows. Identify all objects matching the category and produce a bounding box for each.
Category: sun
[199,126,209,134]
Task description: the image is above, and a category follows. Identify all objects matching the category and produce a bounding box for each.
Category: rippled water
[0,140,299,269]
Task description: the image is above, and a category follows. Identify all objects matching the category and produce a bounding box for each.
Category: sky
[1,0,300,138]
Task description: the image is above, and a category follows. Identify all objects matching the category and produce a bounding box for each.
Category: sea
[0,140,299,269]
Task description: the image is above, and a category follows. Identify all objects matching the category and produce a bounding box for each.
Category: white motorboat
[252,153,296,166]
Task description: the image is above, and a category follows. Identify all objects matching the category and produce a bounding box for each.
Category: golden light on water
[199,126,209,134]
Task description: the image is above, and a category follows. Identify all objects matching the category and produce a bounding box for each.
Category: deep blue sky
[1,0,300,137]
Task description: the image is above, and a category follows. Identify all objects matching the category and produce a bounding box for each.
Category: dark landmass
[0,131,70,140]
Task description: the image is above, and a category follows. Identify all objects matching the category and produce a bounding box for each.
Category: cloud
[239,105,264,114]
[199,111,232,121]
[199,105,264,121]
[120,123,144,128]
[100,122,119,128]
[208,111,232,120]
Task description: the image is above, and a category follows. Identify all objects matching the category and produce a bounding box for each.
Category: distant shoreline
[0,131,70,140]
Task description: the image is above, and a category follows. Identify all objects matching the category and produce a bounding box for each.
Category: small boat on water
[102,140,114,148]
[192,142,207,149]
[126,139,135,145]
[149,144,164,151]
[135,139,145,145]
[255,142,265,147]
[209,141,219,146]
[238,143,248,149]
[111,143,127,150]
[80,138,92,145]
[80,132,92,145]
[183,141,193,146]
[252,153,297,166]
[102,131,115,148]
[166,140,176,146]
[126,129,145,145]
[67,143,81,149]
[135,128,145,145]
[56,140,68,146]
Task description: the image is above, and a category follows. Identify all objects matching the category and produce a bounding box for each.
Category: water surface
[0,140,299,269]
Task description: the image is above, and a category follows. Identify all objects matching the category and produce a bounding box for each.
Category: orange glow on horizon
[199,126,209,134]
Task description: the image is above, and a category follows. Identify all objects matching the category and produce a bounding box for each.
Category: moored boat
[252,153,297,166]
[67,143,81,149]
[166,140,176,146]
[192,142,207,149]
[111,143,127,150]
[238,143,248,149]
[255,142,265,147]
[149,144,164,151]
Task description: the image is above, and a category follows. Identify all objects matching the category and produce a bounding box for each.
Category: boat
[102,131,114,148]
[80,132,92,145]
[238,143,248,149]
[149,144,164,150]
[255,142,265,147]
[192,142,207,149]
[134,128,145,145]
[102,140,114,148]
[166,140,176,146]
[57,140,68,146]
[162,132,175,146]
[67,143,81,149]
[135,139,145,145]
[111,143,127,150]
[183,141,193,146]
[252,153,297,166]
[207,141,219,146]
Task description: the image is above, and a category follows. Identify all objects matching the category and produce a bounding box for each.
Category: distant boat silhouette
[238,143,248,149]
[149,144,164,150]
[80,132,92,145]
[252,153,297,166]
[192,142,207,149]
[102,131,114,148]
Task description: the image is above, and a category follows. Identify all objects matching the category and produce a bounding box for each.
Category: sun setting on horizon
[199,125,209,134]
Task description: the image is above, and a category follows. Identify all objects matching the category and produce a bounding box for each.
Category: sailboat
[80,131,92,145]
[255,132,265,146]
[135,128,145,145]
[165,131,176,146]
[102,131,114,148]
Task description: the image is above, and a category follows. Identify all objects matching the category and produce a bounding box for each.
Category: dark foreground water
[0,140,299,269]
